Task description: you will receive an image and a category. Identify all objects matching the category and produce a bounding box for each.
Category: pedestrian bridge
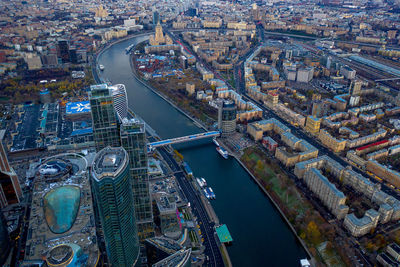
[148,131,220,151]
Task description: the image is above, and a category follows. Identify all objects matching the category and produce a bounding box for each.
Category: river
[97,35,307,267]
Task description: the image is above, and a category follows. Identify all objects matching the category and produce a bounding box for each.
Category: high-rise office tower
[0,130,22,208]
[57,40,70,63]
[69,47,78,64]
[153,11,160,26]
[91,147,140,267]
[218,100,237,136]
[89,84,120,151]
[120,118,154,241]
[110,84,129,120]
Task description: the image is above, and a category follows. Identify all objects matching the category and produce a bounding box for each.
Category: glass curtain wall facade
[120,119,154,241]
[91,147,139,267]
[89,84,120,151]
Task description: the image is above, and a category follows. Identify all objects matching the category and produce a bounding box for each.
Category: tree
[256,159,264,172]
[174,150,184,161]
[306,221,321,245]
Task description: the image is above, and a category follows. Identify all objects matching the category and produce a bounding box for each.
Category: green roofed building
[215,224,233,244]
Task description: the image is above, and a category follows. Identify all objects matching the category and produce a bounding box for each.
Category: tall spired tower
[149,22,172,46]
[154,23,164,43]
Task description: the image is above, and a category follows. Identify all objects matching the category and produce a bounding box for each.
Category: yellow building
[149,23,172,46]
[103,28,127,41]
[95,5,108,18]
[305,116,321,135]
[275,148,300,167]
[227,21,250,30]
[202,20,222,28]
[173,22,187,29]
[366,160,400,188]
[266,92,278,107]
[318,129,347,152]
[186,83,195,95]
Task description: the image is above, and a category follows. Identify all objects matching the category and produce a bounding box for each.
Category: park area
[149,70,217,125]
[241,146,348,266]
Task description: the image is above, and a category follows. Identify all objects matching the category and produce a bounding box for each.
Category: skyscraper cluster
[89,83,154,266]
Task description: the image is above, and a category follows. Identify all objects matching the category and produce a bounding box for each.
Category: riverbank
[129,48,209,132]
[99,34,234,266]
[97,33,312,266]
[235,145,350,266]
[218,140,315,262]
[126,35,316,264]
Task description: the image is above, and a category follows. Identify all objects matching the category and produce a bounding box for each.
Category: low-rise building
[304,168,349,219]
[366,160,400,188]
[387,243,400,262]
[318,129,347,152]
[340,66,356,80]
[248,119,317,167]
[297,67,314,83]
[247,118,290,141]
[262,136,278,152]
[377,253,399,267]
[346,150,367,169]
[186,82,195,96]
[343,209,379,237]
[295,156,400,236]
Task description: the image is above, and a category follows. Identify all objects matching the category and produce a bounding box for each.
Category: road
[166,25,397,265]
[158,147,224,267]
[94,33,225,266]
[169,23,400,198]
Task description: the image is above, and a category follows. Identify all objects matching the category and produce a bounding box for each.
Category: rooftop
[216,224,233,243]
[43,185,81,234]
[389,243,400,254]
[153,249,191,267]
[65,101,91,115]
[145,237,182,255]
[92,147,128,181]
[24,153,98,265]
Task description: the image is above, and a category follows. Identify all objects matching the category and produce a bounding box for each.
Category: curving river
[97,35,307,267]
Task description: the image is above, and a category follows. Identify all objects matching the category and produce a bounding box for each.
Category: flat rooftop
[66,101,91,115]
[24,154,98,266]
[92,147,128,180]
[216,224,233,243]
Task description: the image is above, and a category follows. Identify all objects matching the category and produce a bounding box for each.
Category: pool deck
[24,154,99,265]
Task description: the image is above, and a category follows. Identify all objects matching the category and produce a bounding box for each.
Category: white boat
[300,259,311,267]
[201,177,207,187]
[203,189,210,199]
[99,64,105,71]
[213,138,220,147]
[216,146,228,159]
[125,44,134,54]
[208,187,216,199]
[196,178,205,188]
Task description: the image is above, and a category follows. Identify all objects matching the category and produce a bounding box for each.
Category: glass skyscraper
[218,100,237,136]
[110,84,129,120]
[91,146,139,267]
[89,84,120,151]
[120,118,154,241]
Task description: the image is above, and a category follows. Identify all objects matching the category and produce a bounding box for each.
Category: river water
[97,35,307,267]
